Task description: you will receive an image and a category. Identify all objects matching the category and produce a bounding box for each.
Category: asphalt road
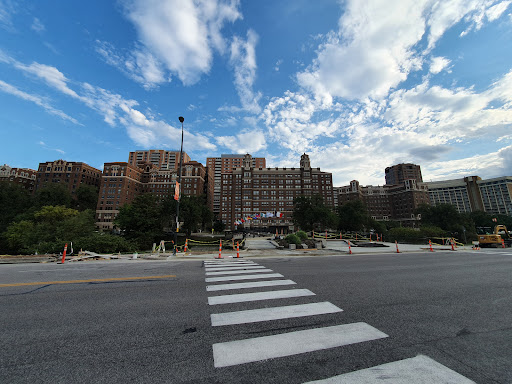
[1,249,511,383]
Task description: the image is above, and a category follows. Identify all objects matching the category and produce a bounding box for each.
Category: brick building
[0,164,37,192]
[385,163,423,185]
[128,150,191,170]
[34,160,102,196]
[96,162,144,230]
[207,154,266,217]
[220,153,333,231]
[335,165,430,226]
[96,152,213,230]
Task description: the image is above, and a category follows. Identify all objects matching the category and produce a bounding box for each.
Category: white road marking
[206,269,274,276]
[303,355,476,383]
[205,266,266,272]
[211,301,342,326]
[207,279,296,292]
[204,261,256,265]
[208,288,316,305]
[213,322,388,368]
[206,273,283,282]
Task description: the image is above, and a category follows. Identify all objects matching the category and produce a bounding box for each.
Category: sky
[1,0,511,186]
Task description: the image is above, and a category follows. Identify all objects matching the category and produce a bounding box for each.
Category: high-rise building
[335,179,429,226]
[96,162,144,230]
[424,176,512,215]
[128,150,191,170]
[220,154,333,231]
[96,152,213,230]
[385,163,423,185]
[207,154,266,216]
[0,164,37,192]
[34,160,102,195]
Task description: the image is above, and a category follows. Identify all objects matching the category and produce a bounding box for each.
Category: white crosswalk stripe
[208,288,316,305]
[211,302,342,326]
[205,265,266,272]
[204,259,474,382]
[205,273,283,282]
[206,279,296,291]
[212,322,388,368]
[206,268,274,276]
[303,355,476,383]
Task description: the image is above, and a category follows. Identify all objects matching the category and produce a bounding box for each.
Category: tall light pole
[173,116,185,256]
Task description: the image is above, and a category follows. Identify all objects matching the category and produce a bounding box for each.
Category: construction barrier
[61,243,68,264]
[348,240,352,254]
[429,240,434,252]
[395,241,400,253]
[216,241,223,259]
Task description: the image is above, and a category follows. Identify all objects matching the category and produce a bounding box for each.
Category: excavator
[477,225,512,247]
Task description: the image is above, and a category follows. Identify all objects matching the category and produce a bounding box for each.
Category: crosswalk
[203,259,476,382]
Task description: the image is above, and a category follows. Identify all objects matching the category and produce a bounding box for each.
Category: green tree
[73,185,99,211]
[34,184,72,208]
[415,203,461,232]
[4,206,97,254]
[0,183,33,237]
[115,193,163,248]
[293,195,337,231]
[337,200,368,232]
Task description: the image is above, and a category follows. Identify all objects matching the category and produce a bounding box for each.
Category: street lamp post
[173,116,185,256]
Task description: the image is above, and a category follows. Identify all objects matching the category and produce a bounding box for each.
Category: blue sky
[1,0,511,186]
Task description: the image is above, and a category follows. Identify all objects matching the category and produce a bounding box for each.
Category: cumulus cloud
[297,0,509,102]
[430,56,451,74]
[216,129,267,153]
[99,0,241,88]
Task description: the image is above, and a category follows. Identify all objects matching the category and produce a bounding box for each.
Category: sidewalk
[0,240,472,264]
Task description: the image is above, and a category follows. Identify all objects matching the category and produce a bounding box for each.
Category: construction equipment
[477,225,512,248]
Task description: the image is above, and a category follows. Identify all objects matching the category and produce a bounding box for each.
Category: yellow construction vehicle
[477,225,512,247]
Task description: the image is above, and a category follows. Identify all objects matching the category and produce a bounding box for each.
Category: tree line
[292,195,512,243]
[0,182,214,255]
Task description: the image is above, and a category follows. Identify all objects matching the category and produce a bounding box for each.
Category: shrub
[296,231,308,241]
[285,233,302,245]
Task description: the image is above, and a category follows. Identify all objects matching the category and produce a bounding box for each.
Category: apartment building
[0,164,37,192]
[424,176,512,215]
[128,150,191,170]
[220,153,333,231]
[96,152,213,230]
[335,178,429,225]
[96,162,144,230]
[34,160,102,195]
[207,154,266,217]
[385,163,423,185]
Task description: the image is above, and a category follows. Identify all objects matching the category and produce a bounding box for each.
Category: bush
[296,231,308,241]
[285,233,302,245]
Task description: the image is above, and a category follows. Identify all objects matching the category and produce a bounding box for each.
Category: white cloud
[107,0,241,87]
[297,0,509,102]
[262,67,512,185]
[15,62,79,98]
[31,17,45,33]
[486,1,511,21]
[429,56,451,74]
[0,0,15,30]
[229,29,261,113]
[0,79,79,124]
[216,129,267,153]
[2,53,217,151]
[39,141,65,155]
